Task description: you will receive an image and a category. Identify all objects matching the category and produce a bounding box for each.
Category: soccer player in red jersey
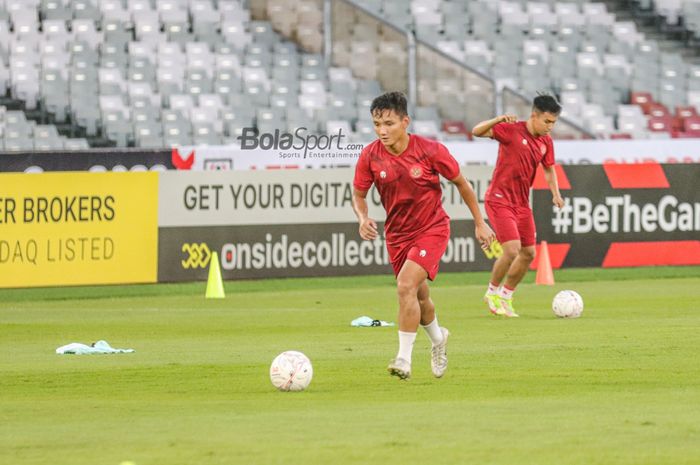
[472,94,565,318]
[352,92,495,380]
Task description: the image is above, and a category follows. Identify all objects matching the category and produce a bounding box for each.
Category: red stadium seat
[610,132,632,139]
[646,102,670,117]
[630,91,655,113]
[683,116,700,134]
[675,106,698,118]
[441,120,471,139]
[671,131,698,138]
[647,116,673,133]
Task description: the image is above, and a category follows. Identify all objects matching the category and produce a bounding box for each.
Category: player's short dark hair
[370,91,408,118]
[533,93,562,115]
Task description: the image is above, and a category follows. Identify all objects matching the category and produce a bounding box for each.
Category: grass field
[2,267,700,465]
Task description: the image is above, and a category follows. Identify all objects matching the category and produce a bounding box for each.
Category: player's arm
[543,165,565,208]
[450,175,496,249]
[352,188,378,240]
[471,114,518,138]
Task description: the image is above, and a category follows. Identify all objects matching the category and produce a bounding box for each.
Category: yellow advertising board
[0,172,158,288]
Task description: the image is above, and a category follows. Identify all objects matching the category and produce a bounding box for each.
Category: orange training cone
[535,241,555,286]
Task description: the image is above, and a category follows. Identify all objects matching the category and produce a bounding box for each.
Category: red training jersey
[485,121,555,207]
[353,134,460,246]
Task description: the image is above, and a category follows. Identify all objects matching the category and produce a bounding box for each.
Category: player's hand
[552,194,565,209]
[499,114,518,123]
[475,222,497,250]
[359,218,378,240]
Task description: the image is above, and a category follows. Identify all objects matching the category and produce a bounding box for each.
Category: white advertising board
[171,138,700,171]
[158,166,494,227]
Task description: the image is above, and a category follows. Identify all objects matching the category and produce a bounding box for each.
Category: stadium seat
[630,91,655,112]
[610,132,633,139]
[683,115,700,133]
[647,115,674,133]
[676,105,699,118]
[0,0,698,149]
[442,120,471,139]
[646,102,672,117]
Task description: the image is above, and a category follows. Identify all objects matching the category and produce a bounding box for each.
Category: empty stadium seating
[1,0,418,148]
[347,0,700,139]
[0,0,699,150]
[0,104,89,151]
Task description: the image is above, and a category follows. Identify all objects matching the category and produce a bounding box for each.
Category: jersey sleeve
[541,137,555,167]
[433,142,461,180]
[491,122,511,144]
[353,148,374,191]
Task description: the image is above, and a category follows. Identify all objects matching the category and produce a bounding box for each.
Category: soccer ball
[552,290,584,318]
[269,351,313,392]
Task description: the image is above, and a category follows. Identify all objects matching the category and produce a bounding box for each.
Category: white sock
[499,285,515,299]
[421,317,444,346]
[397,331,417,363]
[487,282,500,295]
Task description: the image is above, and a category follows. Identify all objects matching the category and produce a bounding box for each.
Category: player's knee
[521,247,536,262]
[502,243,520,260]
[396,279,417,298]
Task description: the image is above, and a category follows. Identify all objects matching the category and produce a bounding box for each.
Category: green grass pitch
[1,267,700,465]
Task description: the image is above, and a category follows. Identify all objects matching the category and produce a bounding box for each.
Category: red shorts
[386,228,450,281]
[485,202,536,247]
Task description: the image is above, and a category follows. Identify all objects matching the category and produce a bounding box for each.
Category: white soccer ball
[269,350,313,392]
[552,290,584,318]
